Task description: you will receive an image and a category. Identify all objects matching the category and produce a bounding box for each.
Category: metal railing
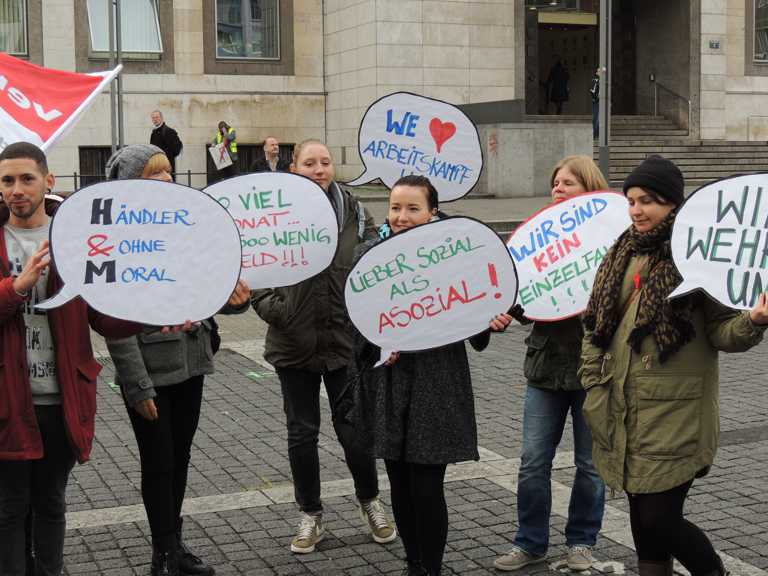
[53,170,212,194]
[650,77,691,133]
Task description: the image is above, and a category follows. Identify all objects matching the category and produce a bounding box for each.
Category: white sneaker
[290,512,324,554]
[494,546,546,571]
[359,497,397,544]
[567,546,594,571]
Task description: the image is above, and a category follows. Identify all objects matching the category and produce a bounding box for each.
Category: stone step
[609,179,737,189]
[611,132,691,139]
[608,158,768,167]
[609,159,768,167]
[605,150,768,158]
[611,128,688,134]
[602,139,768,146]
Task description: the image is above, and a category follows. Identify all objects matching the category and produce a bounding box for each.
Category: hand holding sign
[13,240,50,296]
[508,192,630,321]
[345,217,517,352]
[204,172,339,289]
[347,92,483,202]
[37,179,241,325]
[670,173,768,310]
[750,292,768,324]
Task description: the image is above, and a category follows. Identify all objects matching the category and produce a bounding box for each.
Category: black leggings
[628,479,722,575]
[126,376,204,551]
[385,460,448,573]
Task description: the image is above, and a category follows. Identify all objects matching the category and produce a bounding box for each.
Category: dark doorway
[611,1,636,115]
[524,1,599,115]
[524,0,692,122]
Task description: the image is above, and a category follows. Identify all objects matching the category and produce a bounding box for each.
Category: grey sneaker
[567,546,594,571]
[494,546,546,571]
[360,497,397,543]
[290,512,324,554]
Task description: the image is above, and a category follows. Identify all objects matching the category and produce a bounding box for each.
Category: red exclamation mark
[488,263,502,299]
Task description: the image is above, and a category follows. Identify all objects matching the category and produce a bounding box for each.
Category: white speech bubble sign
[36,179,242,325]
[347,92,483,202]
[670,173,768,309]
[345,217,517,352]
[204,173,339,289]
[507,192,631,321]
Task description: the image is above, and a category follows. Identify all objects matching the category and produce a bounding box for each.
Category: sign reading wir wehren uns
[346,92,483,203]
[507,192,630,321]
[670,173,768,310]
[345,217,518,352]
[204,172,339,289]
[37,179,241,325]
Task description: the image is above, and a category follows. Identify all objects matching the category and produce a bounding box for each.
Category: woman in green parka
[579,155,768,576]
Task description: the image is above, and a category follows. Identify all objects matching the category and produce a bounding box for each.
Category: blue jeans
[513,386,605,556]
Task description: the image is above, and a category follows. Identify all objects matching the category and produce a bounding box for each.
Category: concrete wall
[475,122,593,197]
[324,0,520,182]
[634,0,691,116]
[40,0,326,192]
[720,0,768,140]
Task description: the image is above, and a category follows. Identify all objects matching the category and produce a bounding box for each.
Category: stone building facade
[2,0,768,190]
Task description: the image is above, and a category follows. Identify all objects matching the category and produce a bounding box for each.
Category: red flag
[0,53,121,151]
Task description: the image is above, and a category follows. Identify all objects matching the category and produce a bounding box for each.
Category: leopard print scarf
[583,210,695,363]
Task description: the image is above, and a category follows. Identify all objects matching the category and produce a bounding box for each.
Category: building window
[756,0,768,62]
[86,0,162,55]
[216,0,279,59]
[0,0,27,56]
[78,146,111,188]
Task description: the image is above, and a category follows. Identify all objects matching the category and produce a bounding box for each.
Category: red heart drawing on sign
[429,118,456,153]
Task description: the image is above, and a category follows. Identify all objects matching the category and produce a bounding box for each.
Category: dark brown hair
[392,175,439,210]
[0,142,48,174]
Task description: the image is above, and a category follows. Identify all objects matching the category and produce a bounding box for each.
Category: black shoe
[151,547,180,576]
[177,542,215,576]
[401,561,426,576]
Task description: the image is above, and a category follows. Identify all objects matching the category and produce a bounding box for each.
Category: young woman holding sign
[250,139,398,554]
[496,155,608,572]
[579,155,768,576]
[104,145,251,576]
[348,175,512,576]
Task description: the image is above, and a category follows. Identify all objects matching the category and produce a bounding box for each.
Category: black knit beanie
[622,155,684,206]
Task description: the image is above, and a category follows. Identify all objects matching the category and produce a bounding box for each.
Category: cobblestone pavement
[68,310,768,575]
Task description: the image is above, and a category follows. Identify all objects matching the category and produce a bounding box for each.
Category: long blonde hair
[550,155,609,192]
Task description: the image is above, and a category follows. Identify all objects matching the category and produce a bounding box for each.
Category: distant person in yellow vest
[211,121,238,181]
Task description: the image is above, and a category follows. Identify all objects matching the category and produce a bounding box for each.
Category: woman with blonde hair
[105,144,250,576]
[496,155,608,572]
[251,139,397,555]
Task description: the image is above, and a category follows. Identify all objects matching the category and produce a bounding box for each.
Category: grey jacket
[107,320,217,407]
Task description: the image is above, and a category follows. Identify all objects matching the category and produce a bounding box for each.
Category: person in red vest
[0,142,140,576]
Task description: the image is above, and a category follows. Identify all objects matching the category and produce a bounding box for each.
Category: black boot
[176,521,215,576]
[701,555,729,576]
[401,561,426,575]
[151,545,180,576]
